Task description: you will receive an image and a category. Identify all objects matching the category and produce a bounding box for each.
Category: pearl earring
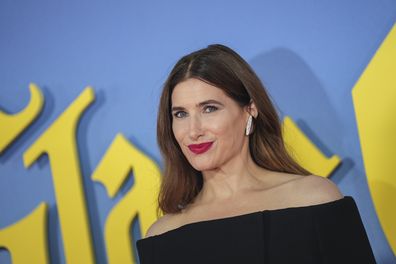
[245,115,253,136]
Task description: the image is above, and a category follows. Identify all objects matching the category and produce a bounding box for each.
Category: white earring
[245,115,253,136]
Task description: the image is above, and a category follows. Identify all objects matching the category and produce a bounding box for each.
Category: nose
[188,114,203,141]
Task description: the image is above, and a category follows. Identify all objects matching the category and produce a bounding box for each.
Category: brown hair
[157,44,311,214]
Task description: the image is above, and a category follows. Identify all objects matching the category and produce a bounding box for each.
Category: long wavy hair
[157,44,311,214]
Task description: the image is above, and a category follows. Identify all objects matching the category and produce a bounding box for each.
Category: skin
[145,78,343,237]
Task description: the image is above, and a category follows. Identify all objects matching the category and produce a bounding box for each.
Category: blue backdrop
[1,1,395,263]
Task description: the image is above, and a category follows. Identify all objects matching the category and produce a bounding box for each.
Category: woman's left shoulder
[289,174,344,205]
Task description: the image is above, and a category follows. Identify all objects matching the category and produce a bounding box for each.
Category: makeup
[188,142,213,154]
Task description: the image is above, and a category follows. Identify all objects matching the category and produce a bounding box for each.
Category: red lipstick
[188,142,213,154]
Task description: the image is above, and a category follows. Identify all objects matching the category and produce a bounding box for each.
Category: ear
[245,100,258,118]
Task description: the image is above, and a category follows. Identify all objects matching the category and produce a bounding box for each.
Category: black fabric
[136,196,376,263]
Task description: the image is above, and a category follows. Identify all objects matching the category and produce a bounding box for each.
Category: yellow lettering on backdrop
[5,34,393,261]
[22,88,95,264]
[92,133,160,264]
[0,203,49,264]
[283,116,341,177]
[0,83,43,154]
[352,23,396,254]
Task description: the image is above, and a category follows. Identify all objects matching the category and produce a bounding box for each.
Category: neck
[196,140,270,204]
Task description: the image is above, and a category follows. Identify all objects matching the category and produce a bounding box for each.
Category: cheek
[172,122,187,145]
[210,113,243,138]
[210,123,229,137]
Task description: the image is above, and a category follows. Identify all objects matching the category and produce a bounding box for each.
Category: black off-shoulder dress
[136,196,376,263]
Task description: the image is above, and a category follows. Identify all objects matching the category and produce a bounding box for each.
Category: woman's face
[171,78,250,172]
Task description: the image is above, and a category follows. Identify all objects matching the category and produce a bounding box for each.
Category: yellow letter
[92,133,160,264]
[0,203,49,264]
[0,83,43,154]
[23,87,95,264]
[283,116,341,177]
[352,23,396,254]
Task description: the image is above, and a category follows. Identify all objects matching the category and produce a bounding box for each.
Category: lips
[188,142,214,154]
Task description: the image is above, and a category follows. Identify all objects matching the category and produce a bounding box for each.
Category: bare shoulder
[289,174,344,205]
[145,213,179,238]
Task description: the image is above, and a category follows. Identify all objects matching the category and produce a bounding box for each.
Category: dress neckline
[137,195,350,242]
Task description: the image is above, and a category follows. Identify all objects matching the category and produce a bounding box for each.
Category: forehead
[171,78,229,106]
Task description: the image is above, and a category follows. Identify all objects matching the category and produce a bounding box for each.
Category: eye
[203,105,218,113]
[173,111,187,118]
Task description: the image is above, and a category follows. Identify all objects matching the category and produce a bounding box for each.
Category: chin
[183,151,218,171]
[189,161,217,172]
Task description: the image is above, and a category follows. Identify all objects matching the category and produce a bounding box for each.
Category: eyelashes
[203,105,218,113]
[173,111,187,118]
[173,105,219,119]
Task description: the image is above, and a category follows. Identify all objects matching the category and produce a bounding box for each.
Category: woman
[136,44,376,263]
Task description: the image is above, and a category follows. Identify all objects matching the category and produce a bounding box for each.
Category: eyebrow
[171,99,224,112]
